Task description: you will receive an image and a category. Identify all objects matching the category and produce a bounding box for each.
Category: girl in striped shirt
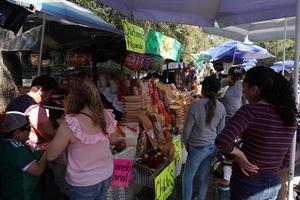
[215,66,297,200]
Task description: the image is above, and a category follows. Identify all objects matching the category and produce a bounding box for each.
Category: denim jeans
[217,185,230,200]
[182,144,216,200]
[230,172,281,200]
[67,176,112,200]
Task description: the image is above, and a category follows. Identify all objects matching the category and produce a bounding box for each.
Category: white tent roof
[202,17,295,42]
[96,0,295,27]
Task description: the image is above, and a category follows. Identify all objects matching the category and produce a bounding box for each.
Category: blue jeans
[217,185,230,200]
[230,172,281,200]
[67,176,112,200]
[182,144,216,200]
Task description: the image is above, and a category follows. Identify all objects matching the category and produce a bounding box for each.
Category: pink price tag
[111,159,133,187]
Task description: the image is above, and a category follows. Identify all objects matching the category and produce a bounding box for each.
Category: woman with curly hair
[47,80,120,200]
[215,66,297,200]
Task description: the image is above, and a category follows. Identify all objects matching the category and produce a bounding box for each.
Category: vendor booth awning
[96,0,294,27]
[0,0,34,33]
[2,20,125,62]
[4,0,122,34]
[2,0,126,63]
[0,0,121,34]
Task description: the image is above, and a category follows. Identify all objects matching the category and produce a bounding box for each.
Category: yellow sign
[122,20,145,54]
[172,137,182,163]
[154,161,175,200]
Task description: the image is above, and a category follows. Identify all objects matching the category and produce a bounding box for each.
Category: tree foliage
[71,0,294,66]
[256,40,295,66]
[71,0,227,61]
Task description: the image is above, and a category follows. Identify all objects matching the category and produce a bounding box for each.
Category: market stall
[99,20,194,200]
[2,7,194,198]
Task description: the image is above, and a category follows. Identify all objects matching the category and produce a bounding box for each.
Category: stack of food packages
[121,78,190,170]
[121,95,144,123]
[154,82,190,129]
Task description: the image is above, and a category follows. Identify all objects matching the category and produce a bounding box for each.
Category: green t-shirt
[0,139,39,200]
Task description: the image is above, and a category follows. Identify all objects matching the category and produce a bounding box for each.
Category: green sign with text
[146,29,182,61]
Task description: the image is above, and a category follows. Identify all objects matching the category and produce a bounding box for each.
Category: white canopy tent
[202,17,296,42]
[202,17,295,75]
[96,0,295,27]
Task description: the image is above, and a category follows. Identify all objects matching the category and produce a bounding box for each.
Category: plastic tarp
[202,17,295,42]
[96,0,295,27]
[6,0,121,34]
[2,21,125,62]
[0,0,34,33]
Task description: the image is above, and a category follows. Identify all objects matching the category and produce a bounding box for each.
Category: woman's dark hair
[244,66,296,126]
[202,75,221,124]
[228,67,244,82]
[31,75,58,92]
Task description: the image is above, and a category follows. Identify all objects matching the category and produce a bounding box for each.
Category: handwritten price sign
[122,20,145,54]
[172,137,182,163]
[154,161,175,200]
[112,159,133,187]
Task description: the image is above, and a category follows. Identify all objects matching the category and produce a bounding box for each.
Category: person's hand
[234,151,259,176]
[214,178,220,184]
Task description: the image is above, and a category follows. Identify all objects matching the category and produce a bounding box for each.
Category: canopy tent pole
[282,18,288,76]
[37,13,46,76]
[166,62,169,83]
[231,44,237,66]
[288,1,300,199]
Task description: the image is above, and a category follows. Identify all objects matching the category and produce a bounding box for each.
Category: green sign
[145,29,163,56]
[122,20,145,54]
[172,137,182,163]
[154,161,175,200]
[146,29,182,61]
[161,36,182,62]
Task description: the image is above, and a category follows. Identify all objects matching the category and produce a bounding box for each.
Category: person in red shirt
[6,75,58,149]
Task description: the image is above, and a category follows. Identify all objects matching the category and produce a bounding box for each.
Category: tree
[0,28,20,112]
[71,0,228,62]
[256,40,295,66]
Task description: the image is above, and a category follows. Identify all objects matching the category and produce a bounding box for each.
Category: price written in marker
[111,159,133,187]
[154,161,176,200]
[172,137,182,163]
[122,20,145,54]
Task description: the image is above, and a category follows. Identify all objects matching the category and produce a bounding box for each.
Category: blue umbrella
[242,58,257,67]
[271,60,296,72]
[206,41,273,64]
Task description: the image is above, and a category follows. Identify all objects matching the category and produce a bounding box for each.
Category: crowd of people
[0,65,298,200]
[0,76,121,200]
[182,65,297,200]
